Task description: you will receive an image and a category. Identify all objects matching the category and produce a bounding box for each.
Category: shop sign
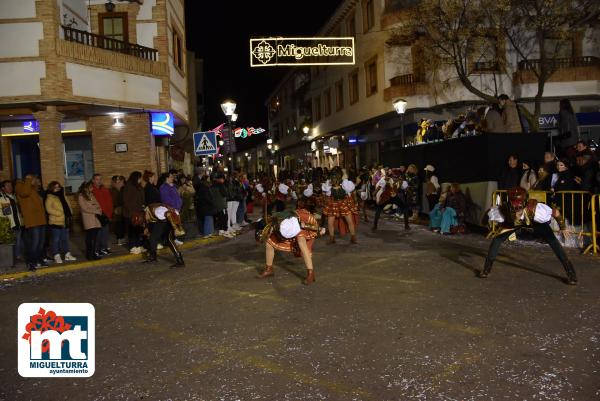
[250,37,355,67]
[151,112,174,136]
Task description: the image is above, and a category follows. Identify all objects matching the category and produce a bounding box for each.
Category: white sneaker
[232,224,241,230]
[218,230,227,236]
[156,244,164,250]
[64,252,77,261]
[130,247,142,255]
[174,239,183,246]
[240,221,249,227]
[53,254,63,264]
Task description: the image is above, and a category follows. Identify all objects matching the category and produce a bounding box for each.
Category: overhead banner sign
[250,37,355,67]
[234,127,266,138]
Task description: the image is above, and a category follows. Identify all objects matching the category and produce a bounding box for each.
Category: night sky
[184,1,344,150]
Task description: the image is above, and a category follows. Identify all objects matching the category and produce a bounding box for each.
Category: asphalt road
[1,217,599,401]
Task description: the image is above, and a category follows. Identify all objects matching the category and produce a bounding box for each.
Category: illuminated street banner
[250,37,355,67]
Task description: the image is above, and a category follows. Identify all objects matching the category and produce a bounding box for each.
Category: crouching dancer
[142,203,185,268]
[481,187,577,285]
[257,209,325,285]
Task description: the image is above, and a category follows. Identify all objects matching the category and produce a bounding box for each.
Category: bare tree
[387,0,599,132]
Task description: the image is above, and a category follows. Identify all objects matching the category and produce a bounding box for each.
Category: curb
[0,234,228,282]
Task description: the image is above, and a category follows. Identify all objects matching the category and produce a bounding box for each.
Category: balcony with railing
[515,56,600,84]
[62,25,158,60]
[57,25,166,76]
[384,73,429,101]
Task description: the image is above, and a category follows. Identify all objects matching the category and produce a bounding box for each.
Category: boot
[303,269,315,285]
[562,259,577,285]
[170,254,185,268]
[257,265,274,278]
[350,235,357,244]
[479,258,493,278]
[143,252,158,264]
[327,236,336,244]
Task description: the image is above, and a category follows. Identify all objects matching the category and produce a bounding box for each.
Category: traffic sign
[193,131,218,156]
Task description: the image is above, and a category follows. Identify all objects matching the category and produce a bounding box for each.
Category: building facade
[305,0,600,171]
[0,0,190,191]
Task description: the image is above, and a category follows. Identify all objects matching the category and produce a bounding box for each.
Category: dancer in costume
[297,184,318,213]
[322,172,358,244]
[257,209,325,285]
[482,186,577,285]
[141,203,185,267]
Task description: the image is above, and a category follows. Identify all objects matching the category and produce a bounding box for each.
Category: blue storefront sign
[23,120,39,133]
[151,112,174,136]
[539,112,600,130]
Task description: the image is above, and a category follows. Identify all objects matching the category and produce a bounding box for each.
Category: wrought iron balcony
[517,56,599,71]
[62,25,158,61]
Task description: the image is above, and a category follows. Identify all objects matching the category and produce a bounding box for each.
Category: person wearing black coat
[195,176,217,236]
[498,155,520,190]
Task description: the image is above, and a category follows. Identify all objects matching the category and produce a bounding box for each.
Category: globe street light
[221,100,237,174]
[393,98,408,146]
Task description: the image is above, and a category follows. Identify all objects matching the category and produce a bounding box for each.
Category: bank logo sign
[18,303,95,377]
[250,37,355,67]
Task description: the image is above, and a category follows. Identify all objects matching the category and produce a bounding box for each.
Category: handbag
[96,213,109,226]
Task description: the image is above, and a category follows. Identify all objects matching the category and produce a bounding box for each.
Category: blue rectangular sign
[194,131,218,156]
[151,112,174,136]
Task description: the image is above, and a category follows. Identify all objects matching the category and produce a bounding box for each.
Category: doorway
[11,137,41,180]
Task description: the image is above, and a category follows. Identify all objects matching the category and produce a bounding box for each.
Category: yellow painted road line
[0,236,226,282]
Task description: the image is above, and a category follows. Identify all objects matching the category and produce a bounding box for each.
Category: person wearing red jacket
[92,174,114,256]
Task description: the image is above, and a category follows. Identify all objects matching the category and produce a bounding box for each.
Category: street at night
[1,217,599,400]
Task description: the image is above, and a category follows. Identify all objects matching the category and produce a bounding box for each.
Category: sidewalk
[0,218,252,282]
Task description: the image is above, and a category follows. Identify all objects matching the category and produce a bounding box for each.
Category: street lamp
[302,125,310,135]
[221,100,236,174]
[393,98,408,146]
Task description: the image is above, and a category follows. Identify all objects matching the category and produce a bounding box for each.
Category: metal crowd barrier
[584,194,600,255]
[487,189,599,255]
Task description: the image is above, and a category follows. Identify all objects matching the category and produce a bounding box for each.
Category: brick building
[0,0,191,192]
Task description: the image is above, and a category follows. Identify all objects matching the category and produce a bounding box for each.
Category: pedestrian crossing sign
[193,131,218,156]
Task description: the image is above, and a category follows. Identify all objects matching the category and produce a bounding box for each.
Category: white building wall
[0,61,45,96]
[0,23,44,58]
[0,0,36,19]
[170,84,188,121]
[66,62,162,105]
[137,0,156,20]
[136,22,158,49]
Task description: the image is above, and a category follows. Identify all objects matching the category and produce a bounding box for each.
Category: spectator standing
[0,180,24,263]
[142,170,161,205]
[45,181,76,264]
[77,181,103,261]
[15,174,47,271]
[557,99,579,158]
[574,154,596,192]
[483,103,504,133]
[122,171,145,254]
[195,175,216,236]
[498,155,521,190]
[110,175,126,246]
[92,174,113,256]
[225,172,242,232]
[519,161,537,191]
[177,175,195,223]
[160,170,183,211]
[498,94,522,133]
[424,165,440,212]
[405,164,419,225]
[210,171,229,237]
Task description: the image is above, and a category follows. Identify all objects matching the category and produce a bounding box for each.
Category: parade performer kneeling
[257,209,325,285]
[482,186,577,285]
[141,203,185,268]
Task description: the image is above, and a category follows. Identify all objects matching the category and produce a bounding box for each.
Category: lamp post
[393,98,408,146]
[221,100,236,174]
